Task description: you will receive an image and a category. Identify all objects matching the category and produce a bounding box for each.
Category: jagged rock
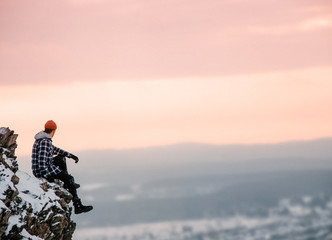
[55,190,73,204]
[11,174,19,185]
[0,202,10,236]
[0,127,12,147]
[0,127,76,239]
[0,127,18,159]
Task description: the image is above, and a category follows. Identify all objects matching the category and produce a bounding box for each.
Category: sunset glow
[1,0,331,156]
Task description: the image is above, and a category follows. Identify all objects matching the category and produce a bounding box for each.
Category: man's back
[31,130,61,178]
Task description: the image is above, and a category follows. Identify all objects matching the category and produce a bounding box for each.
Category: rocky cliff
[0,127,76,240]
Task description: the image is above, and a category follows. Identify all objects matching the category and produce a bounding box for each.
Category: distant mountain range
[17,137,332,235]
[16,137,332,185]
[19,137,332,184]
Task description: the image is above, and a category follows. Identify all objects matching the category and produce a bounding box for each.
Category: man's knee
[53,155,68,172]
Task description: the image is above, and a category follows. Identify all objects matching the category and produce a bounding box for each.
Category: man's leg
[53,171,93,214]
[54,171,78,198]
[53,155,80,189]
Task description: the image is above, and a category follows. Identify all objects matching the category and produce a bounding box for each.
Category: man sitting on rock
[31,120,93,214]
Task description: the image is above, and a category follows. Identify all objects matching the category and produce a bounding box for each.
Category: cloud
[0,0,331,85]
[249,15,332,35]
[67,0,107,5]
[299,16,332,30]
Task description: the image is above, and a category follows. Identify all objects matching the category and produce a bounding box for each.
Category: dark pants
[51,155,78,200]
[53,154,68,173]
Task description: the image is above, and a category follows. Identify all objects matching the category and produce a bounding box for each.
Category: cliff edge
[0,127,76,240]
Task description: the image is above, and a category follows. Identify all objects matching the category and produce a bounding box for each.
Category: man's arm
[53,145,79,163]
[53,145,70,157]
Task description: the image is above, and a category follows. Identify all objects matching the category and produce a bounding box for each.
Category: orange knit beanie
[45,120,57,130]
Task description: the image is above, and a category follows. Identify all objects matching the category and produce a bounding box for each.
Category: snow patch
[15,170,61,212]
[21,229,43,240]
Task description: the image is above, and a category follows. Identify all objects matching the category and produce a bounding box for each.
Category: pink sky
[1,0,332,156]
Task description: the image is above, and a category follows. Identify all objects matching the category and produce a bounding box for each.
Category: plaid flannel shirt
[32,137,70,178]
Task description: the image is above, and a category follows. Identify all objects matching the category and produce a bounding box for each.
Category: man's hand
[68,154,79,163]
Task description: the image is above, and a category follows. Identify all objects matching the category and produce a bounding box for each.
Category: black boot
[73,198,93,214]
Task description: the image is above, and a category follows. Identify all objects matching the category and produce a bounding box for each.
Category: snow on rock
[0,127,76,239]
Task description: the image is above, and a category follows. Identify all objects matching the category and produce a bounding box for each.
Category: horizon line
[16,135,332,157]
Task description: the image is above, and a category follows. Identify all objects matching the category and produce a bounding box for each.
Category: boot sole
[75,206,93,214]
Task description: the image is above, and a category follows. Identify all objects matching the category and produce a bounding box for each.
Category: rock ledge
[0,127,76,240]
